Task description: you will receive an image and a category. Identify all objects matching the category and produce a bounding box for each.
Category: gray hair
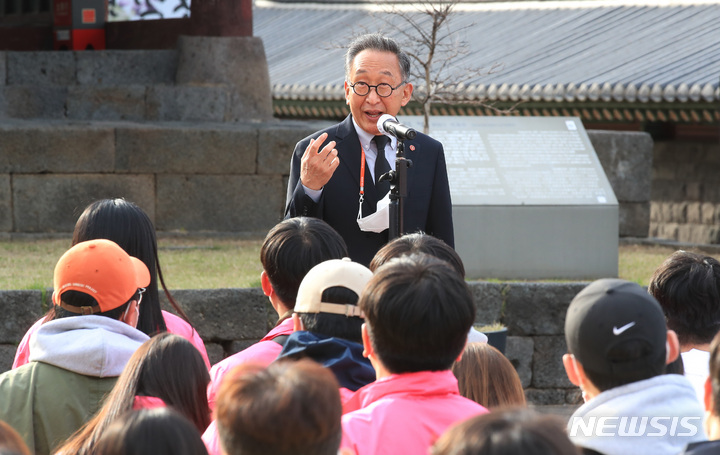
[345,33,411,82]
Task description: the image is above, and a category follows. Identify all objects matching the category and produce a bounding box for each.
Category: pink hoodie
[341,370,488,455]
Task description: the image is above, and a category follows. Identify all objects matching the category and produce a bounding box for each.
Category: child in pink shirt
[341,254,488,455]
[206,217,348,411]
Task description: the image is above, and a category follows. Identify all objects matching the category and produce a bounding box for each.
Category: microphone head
[377,114,397,136]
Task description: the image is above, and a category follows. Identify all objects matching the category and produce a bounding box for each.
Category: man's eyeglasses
[348,81,406,98]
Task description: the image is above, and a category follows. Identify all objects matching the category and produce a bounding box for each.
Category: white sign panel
[401,116,618,206]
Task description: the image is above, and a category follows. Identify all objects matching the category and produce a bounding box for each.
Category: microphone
[377,114,417,140]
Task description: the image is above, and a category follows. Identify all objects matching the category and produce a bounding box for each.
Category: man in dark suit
[285,33,454,266]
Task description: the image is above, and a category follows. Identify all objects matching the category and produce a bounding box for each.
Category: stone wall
[0,45,653,236]
[0,281,587,405]
[0,123,652,236]
[0,119,330,233]
[0,36,273,122]
[591,130,653,238]
[650,139,720,244]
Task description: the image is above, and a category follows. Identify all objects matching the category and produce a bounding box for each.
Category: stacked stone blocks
[0,281,587,406]
[589,130,654,238]
[0,44,654,237]
[0,119,329,233]
[0,36,273,122]
[650,141,720,244]
[0,119,652,237]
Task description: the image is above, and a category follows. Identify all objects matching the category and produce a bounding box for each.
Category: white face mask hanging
[357,192,390,233]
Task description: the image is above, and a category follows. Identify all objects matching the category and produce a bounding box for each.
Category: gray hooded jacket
[568,374,707,455]
[0,316,149,455]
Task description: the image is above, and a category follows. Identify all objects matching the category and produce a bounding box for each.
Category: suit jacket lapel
[336,115,362,189]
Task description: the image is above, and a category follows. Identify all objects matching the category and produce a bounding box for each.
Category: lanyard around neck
[359,145,366,204]
[359,138,390,204]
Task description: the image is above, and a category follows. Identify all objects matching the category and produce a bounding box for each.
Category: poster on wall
[108,0,191,21]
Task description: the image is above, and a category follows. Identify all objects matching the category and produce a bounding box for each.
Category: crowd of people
[2,31,719,455]
[0,197,719,455]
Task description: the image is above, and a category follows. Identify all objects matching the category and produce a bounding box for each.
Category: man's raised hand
[300,133,340,191]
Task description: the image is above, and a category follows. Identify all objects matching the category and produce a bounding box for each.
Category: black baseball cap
[565,278,668,379]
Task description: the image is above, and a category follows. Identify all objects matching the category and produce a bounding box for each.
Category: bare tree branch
[320,2,516,132]
[371,0,513,133]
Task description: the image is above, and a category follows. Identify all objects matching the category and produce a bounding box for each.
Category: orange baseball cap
[52,239,151,314]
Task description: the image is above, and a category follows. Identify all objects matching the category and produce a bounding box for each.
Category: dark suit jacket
[285,115,454,266]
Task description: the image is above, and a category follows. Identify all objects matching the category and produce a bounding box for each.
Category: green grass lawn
[1,236,717,290]
[0,236,264,291]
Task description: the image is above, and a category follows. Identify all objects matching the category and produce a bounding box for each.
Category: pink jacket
[202,420,222,455]
[206,318,294,410]
[12,310,210,369]
[133,396,167,410]
[341,370,488,455]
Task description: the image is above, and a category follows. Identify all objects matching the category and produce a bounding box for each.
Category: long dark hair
[55,333,211,455]
[46,198,193,335]
[93,408,208,455]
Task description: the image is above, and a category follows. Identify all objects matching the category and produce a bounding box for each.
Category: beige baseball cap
[295,258,373,317]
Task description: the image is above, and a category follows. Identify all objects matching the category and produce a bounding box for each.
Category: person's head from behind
[370,234,488,345]
[260,217,348,310]
[92,408,208,455]
[0,420,30,455]
[344,33,413,136]
[216,359,342,455]
[431,408,579,455]
[370,232,465,277]
[563,278,679,398]
[52,239,150,327]
[73,198,157,278]
[452,342,526,409]
[293,258,373,344]
[118,333,211,431]
[648,250,720,348]
[360,253,475,374]
[55,333,210,455]
[72,198,170,335]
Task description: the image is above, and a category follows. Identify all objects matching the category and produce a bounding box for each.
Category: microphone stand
[380,139,412,241]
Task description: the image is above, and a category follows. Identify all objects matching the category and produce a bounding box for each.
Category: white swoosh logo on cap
[613,322,636,335]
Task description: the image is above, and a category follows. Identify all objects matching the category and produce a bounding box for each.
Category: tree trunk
[423,101,431,134]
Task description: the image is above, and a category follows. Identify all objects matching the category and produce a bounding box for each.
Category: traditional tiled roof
[255,0,720,123]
